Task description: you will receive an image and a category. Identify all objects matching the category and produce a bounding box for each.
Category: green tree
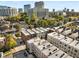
[30,12,37,25]
[20,13,28,21]
[14,24,21,32]
[19,12,30,25]
[6,34,17,49]
[15,32,21,37]
[0,34,4,37]
[24,17,30,24]
[39,20,48,27]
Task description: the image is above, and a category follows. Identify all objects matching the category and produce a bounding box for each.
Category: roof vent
[43,47,45,49]
[47,44,50,47]
[60,53,65,58]
[55,54,58,56]
[53,49,57,52]
[49,49,51,51]
[48,52,52,56]
[38,43,40,45]
[65,35,67,39]
[75,41,79,46]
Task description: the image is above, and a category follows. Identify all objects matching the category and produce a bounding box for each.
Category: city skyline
[0,1,79,12]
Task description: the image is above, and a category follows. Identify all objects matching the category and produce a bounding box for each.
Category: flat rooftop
[36,28,44,32]
[50,28,55,31]
[48,50,71,58]
[32,28,40,34]
[48,32,73,44]
[39,27,48,32]
[48,32,58,37]
[33,38,52,51]
[54,34,65,40]
[27,37,40,44]
[27,29,35,34]
[48,32,65,40]
[60,37,73,44]
[57,28,63,33]
[21,28,30,36]
[0,37,5,41]
[62,29,72,35]
[69,40,79,50]
[69,32,78,39]
[42,46,59,57]
[46,28,50,30]
[53,27,60,30]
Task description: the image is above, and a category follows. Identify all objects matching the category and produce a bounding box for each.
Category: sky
[0,1,79,12]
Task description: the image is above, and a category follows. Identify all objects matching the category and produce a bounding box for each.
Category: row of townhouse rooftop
[21,25,79,43]
[47,26,79,58]
[26,37,72,58]
[21,27,51,43]
[21,26,79,43]
[52,26,79,41]
[21,26,79,58]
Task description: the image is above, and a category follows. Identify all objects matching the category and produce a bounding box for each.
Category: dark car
[24,50,28,56]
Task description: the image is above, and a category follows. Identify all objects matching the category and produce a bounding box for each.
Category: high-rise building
[18,8,23,13]
[0,6,17,16]
[53,9,55,12]
[67,9,69,12]
[35,1,44,9]
[71,9,74,12]
[28,1,49,19]
[24,4,31,13]
[63,8,67,12]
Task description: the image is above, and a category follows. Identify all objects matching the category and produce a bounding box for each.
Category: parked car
[24,50,28,56]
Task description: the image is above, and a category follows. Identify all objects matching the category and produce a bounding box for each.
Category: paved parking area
[13,50,35,58]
